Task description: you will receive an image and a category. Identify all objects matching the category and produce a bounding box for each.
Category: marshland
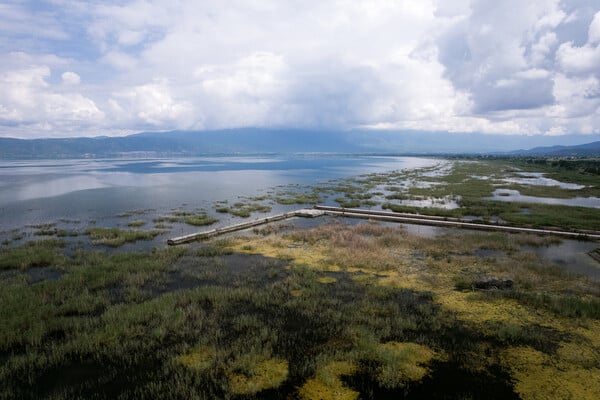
[1,156,599,399]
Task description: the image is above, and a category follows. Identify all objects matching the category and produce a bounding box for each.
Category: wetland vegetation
[1,221,599,399]
[0,157,599,399]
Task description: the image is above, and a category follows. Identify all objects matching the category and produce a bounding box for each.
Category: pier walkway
[167,205,600,245]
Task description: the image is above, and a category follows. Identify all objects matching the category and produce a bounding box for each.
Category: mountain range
[508,141,600,157]
[0,129,599,159]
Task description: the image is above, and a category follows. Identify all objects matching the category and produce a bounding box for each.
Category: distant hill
[508,141,600,157]
[0,130,362,159]
[1,129,599,159]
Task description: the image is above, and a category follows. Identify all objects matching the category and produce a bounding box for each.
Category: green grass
[499,203,600,231]
[372,159,600,231]
[275,192,321,205]
[127,220,146,227]
[152,210,216,226]
[85,228,163,247]
[216,202,272,218]
[334,197,362,208]
[0,239,65,270]
[183,213,218,227]
[195,245,234,257]
[57,229,79,237]
[482,291,600,319]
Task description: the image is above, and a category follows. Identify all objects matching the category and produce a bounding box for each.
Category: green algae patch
[228,358,288,395]
[299,361,359,400]
[175,346,214,371]
[502,346,600,400]
[375,342,436,389]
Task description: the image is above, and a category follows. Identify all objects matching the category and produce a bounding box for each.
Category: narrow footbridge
[167,205,600,245]
[167,209,324,245]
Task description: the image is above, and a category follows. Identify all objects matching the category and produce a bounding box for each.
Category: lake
[0,155,437,235]
[1,155,598,279]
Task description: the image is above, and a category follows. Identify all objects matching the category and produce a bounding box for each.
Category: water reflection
[504,172,585,190]
[0,155,439,229]
[486,189,600,209]
[528,240,600,280]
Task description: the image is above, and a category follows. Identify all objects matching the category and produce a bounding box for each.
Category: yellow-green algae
[501,346,600,400]
[175,345,213,371]
[298,361,359,400]
[318,276,338,284]
[226,222,600,399]
[176,346,288,396]
[375,342,436,389]
[228,358,288,395]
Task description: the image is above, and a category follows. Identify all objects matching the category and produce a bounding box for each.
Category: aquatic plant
[85,227,162,247]
[1,214,599,399]
[216,202,272,218]
[183,213,218,226]
[0,239,64,270]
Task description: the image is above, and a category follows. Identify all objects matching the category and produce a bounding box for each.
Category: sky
[1,0,600,139]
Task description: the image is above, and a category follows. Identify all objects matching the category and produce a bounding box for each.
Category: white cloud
[514,69,551,79]
[62,71,81,85]
[529,32,558,65]
[556,41,600,74]
[556,11,600,76]
[588,10,600,45]
[200,52,287,99]
[0,59,103,136]
[0,3,68,40]
[1,0,600,137]
[111,81,193,128]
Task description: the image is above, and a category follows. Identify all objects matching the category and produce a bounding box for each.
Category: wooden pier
[313,205,600,240]
[168,205,600,245]
[167,209,324,245]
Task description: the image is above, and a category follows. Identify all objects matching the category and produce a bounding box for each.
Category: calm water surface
[0,155,437,230]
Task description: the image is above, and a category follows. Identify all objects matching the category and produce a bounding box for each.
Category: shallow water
[486,189,600,208]
[0,156,438,229]
[504,172,585,189]
[527,240,600,280]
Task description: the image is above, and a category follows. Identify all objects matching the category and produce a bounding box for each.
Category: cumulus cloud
[110,81,193,129]
[61,71,81,85]
[556,11,600,75]
[590,11,600,44]
[0,57,103,137]
[0,0,599,137]
[435,0,564,113]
